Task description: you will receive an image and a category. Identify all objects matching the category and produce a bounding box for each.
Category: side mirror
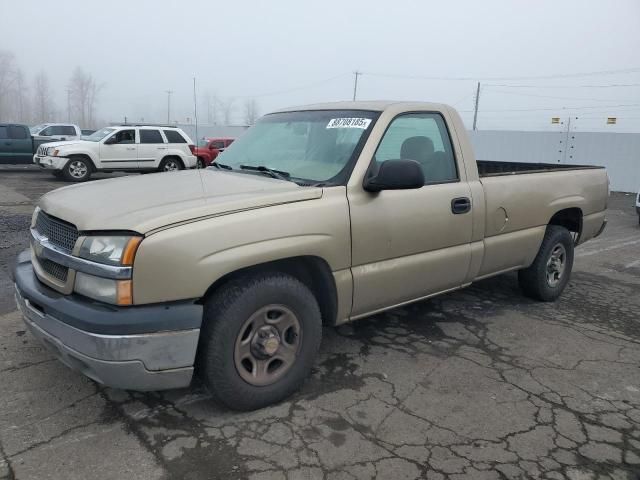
[363,159,424,192]
[104,136,117,145]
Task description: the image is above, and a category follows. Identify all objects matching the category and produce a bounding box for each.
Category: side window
[163,130,186,143]
[111,129,135,144]
[50,126,64,135]
[140,129,164,144]
[8,125,28,139]
[0,126,9,139]
[39,126,53,136]
[374,113,458,184]
[212,141,225,149]
[61,126,76,136]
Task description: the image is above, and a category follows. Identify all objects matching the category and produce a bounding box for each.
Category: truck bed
[477,160,604,177]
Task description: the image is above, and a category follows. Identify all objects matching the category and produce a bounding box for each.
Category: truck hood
[39,170,323,233]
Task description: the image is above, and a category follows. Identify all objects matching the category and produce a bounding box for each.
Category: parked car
[0,124,34,164]
[33,125,197,181]
[30,123,81,149]
[636,190,640,225]
[14,101,608,410]
[193,137,235,168]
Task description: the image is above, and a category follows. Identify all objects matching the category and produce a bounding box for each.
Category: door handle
[451,197,471,214]
[126,147,136,151]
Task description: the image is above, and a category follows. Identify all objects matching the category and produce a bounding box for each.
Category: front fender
[131,187,352,305]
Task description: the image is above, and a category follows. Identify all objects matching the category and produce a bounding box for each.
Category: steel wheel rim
[164,160,179,171]
[234,304,302,386]
[546,243,566,287]
[69,161,87,178]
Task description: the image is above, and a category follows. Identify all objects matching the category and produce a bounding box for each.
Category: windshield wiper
[211,162,233,170]
[239,165,293,182]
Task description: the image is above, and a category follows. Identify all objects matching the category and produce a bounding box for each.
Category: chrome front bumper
[15,285,198,391]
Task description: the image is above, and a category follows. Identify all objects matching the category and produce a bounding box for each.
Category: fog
[1,0,639,131]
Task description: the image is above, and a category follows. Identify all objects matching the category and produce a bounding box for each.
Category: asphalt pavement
[0,168,639,480]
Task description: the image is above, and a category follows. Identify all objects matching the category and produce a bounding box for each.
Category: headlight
[75,272,132,305]
[79,235,142,266]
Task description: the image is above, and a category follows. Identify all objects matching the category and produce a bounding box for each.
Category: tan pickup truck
[14,101,608,410]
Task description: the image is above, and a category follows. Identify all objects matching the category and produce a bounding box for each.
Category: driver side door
[99,129,138,169]
[348,112,473,317]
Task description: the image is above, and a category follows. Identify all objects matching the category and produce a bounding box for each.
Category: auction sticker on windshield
[326,118,372,129]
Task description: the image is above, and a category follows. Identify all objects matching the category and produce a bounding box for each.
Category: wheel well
[549,207,583,242]
[161,156,184,168]
[67,154,96,172]
[200,256,339,326]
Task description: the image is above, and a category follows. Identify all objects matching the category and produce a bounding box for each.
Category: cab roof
[274,100,451,113]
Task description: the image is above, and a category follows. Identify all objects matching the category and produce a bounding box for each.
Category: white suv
[34,125,197,181]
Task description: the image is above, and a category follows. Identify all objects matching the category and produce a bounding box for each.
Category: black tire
[198,273,322,411]
[196,157,205,169]
[518,225,574,302]
[62,157,91,182]
[158,157,183,172]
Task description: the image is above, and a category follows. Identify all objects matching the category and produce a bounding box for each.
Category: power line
[361,67,640,82]
[231,73,349,98]
[458,103,640,113]
[485,89,634,103]
[485,83,640,89]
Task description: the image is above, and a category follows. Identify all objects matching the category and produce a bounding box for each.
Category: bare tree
[243,98,259,125]
[33,71,55,123]
[0,50,18,121]
[68,67,102,128]
[217,97,235,125]
[13,68,30,123]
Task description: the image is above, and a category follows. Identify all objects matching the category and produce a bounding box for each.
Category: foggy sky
[2,0,640,132]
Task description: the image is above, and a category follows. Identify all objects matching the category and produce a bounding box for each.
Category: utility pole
[561,116,578,164]
[165,90,173,124]
[352,71,361,101]
[66,89,71,122]
[472,82,481,131]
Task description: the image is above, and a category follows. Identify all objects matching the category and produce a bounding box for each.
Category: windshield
[216,110,378,184]
[85,127,115,142]
[30,124,47,134]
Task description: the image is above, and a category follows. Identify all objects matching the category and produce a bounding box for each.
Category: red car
[194,138,235,168]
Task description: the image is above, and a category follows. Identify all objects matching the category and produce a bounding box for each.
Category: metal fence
[468,130,640,192]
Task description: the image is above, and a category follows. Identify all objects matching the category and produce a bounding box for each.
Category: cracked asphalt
[1,168,639,480]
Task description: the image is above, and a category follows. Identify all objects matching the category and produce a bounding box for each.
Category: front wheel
[196,157,206,169]
[62,157,91,182]
[159,157,183,172]
[198,273,322,411]
[518,225,574,302]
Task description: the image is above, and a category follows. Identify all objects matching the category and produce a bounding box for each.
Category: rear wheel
[518,225,574,301]
[198,273,322,411]
[62,157,91,182]
[159,157,183,172]
[196,157,205,169]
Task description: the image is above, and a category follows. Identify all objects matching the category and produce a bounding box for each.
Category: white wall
[468,130,640,192]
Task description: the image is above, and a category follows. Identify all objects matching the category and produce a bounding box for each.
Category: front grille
[34,211,79,253]
[37,145,46,156]
[40,258,69,282]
